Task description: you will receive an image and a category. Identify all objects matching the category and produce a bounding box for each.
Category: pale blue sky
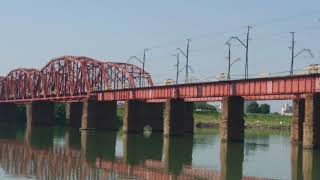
[0,0,319,111]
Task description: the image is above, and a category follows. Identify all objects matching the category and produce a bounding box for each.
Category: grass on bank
[117,108,291,129]
[194,111,291,128]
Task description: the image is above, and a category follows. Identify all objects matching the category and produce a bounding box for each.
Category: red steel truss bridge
[1,55,320,103]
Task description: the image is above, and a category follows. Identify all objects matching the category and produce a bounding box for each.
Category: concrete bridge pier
[291,99,305,143]
[65,102,82,128]
[26,101,54,127]
[123,100,164,133]
[220,96,244,142]
[0,103,17,122]
[146,103,164,132]
[163,99,194,136]
[303,94,320,149]
[123,100,147,133]
[81,100,117,130]
[184,102,194,134]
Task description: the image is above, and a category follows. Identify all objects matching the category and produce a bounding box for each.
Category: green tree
[259,103,270,114]
[194,102,216,111]
[246,102,260,113]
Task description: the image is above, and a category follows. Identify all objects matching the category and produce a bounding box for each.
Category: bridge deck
[0,74,319,103]
[97,74,320,102]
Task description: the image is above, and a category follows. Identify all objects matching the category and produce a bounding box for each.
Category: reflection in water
[25,126,54,149]
[81,131,117,162]
[0,125,305,179]
[291,144,303,180]
[302,148,320,179]
[0,125,17,140]
[291,144,320,180]
[244,132,270,157]
[162,135,193,174]
[123,133,163,165]
[220,142,244,180]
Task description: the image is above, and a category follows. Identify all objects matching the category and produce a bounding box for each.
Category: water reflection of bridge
[0,126,319,180]
[0,141,267,180]
[13,127,320,179]
[0,127,275,180]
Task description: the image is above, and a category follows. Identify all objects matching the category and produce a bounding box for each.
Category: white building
[281,104,293,116]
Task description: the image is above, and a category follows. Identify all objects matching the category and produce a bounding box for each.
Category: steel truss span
[0,56,153,101]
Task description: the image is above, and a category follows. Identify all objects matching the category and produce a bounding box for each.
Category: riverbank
[194,111,291,130]
[116,109,291,130]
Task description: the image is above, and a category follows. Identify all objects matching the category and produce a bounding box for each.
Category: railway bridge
[0,55,319,148]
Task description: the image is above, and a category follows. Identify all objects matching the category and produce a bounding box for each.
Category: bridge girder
[0,56,153,101]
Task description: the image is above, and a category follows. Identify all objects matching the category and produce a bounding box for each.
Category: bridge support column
[0,103,17,122]
[184,102,194,134]
[26,102,54,127]
[66,102,82,128]
[291,99,305,143]
[146,103,164,132]
[81,100,117,130]
[303,94,320,149]
[220,96,244,142]
[163,99,194,136]
[123,100,146,133]
[123,100,164,133]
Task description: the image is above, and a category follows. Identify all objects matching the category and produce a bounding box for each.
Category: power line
[289,32,314,75]
[177,39,191,83]
[172,52,180,84]
[226,26,252,79]
[128,48,150,86]
[290,32,295,75]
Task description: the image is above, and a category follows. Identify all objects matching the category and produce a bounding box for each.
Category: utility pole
[142,49,147,74]
[225,41,241,80]
[290,32,295,75]
[173,53,180,84]
[289,32,314,75]
[227,26,252,79]
[245,26,252,79]
[128,48,150,87]
[177,39,191,83]
[227,43,231,80]
[186,39,190,83]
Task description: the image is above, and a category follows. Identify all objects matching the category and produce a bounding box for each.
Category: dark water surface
[0,125,317,180]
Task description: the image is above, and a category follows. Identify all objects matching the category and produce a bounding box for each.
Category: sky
[0,0,319,112]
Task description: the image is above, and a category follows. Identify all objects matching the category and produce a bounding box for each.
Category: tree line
[246,102,270,114]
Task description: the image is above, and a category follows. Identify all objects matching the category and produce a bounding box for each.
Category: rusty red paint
[0,56,153,102]
[97,74,320,102]
[0,56,319,103]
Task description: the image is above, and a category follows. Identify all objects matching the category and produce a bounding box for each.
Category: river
[0,125,316,180]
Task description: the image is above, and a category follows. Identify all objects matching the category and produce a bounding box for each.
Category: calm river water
[0,125,316,180]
